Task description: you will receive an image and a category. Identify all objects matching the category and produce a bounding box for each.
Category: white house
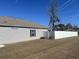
[0,16,78,45]
[0,16,48,44]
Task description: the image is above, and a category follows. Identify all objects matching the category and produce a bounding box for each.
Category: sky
[0,0,79,26]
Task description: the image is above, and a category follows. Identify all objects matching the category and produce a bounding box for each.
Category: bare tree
[48,0,60,39]
[49,0,60,31]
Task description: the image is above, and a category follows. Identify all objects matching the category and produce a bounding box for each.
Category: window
[30,30,36,37]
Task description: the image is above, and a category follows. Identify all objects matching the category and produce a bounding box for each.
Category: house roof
[0,16,48,29]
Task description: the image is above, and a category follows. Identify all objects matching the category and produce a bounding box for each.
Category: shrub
[40,37,45,39]
[49,37,52,39]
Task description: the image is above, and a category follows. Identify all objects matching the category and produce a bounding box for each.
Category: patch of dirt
[0,37,79,59]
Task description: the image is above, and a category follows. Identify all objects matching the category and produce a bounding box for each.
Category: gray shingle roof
[0,16,48,29]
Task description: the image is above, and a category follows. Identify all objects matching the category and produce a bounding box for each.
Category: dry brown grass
[0,37,79,59]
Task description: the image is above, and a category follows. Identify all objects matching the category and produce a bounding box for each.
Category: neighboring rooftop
[0,16,48,29]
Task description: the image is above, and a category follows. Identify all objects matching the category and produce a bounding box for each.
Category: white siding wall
[0,27,48,44]
[55,31,78,39]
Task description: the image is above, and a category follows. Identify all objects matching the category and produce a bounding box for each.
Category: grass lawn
[0,37,79,59]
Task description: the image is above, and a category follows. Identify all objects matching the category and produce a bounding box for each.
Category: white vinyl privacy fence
[49,31,78,39]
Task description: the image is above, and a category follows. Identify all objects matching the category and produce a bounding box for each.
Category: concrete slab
[0,45,5,48]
